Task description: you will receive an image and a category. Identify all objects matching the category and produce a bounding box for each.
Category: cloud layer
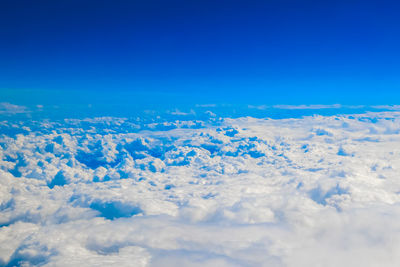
[1,112,400,266]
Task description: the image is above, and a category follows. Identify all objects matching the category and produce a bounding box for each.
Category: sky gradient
[1,0,400,105]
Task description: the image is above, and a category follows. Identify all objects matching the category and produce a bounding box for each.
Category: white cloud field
[1,109,400,266]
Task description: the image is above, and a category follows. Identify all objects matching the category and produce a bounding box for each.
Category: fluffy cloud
[1,112,400,266]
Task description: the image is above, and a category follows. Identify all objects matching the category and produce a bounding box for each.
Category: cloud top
[1,112,400,266]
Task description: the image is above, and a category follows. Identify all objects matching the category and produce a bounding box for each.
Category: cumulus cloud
[1,112,400,266]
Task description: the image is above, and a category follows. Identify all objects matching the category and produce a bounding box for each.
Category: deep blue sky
[1,0,400,105]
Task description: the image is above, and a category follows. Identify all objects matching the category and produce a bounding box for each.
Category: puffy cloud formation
[1,112,400,266]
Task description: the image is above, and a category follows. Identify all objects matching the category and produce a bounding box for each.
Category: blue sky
[1,0,400,106]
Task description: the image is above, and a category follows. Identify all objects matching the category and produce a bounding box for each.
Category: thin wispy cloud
[273,104,342,110]
[372,105,400,110]
[0,102,29,115]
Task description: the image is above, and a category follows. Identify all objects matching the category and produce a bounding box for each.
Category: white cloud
[372,105,400,110]
[1,112,400,266]
[0,102,29,115]
[273,104,342,109]
[168,109,196,116]
[195,104,217,108]
[247,104,269,110]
